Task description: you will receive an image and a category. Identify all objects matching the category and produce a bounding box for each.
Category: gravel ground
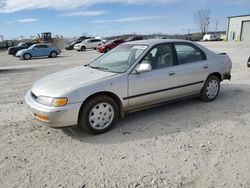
[0,42,250,188]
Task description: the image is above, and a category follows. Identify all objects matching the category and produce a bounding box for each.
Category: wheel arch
[50,50,58,55]
[207,72,223,82]
[77,91,125,125]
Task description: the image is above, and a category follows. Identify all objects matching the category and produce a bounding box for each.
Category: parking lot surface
[0,42,250,188]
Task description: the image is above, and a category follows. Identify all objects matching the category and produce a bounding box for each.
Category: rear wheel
[23,53,31,60]
[78,95,118,134]
[50,51,57,58]
[200,75,220,102]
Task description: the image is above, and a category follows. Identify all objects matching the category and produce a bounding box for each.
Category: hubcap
[25,54,30,59]
[52,52,56,57]
[206,79,219,99]
[89,103,114,130]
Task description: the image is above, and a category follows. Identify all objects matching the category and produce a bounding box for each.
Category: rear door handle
[203,65,208,69]
[169,72,176,76]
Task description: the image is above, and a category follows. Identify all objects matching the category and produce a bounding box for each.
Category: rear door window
[174,43,205,64]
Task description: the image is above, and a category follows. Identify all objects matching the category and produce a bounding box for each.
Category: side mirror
[136,63,152,73]
[248,56,250,68]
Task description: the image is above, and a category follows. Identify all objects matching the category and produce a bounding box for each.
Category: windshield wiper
[89,66,110,72]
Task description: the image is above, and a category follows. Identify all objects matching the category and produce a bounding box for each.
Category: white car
[74,39,104,51]
[25,39,232,134]
[203,34,221,41]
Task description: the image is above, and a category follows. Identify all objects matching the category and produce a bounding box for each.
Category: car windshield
[105,40,113,45]
[17,42,25,47]
[70,41,77,45]
[89,43,148,73]
[28,44,37,49]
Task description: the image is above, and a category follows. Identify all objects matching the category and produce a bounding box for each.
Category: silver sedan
[25,39,232,134]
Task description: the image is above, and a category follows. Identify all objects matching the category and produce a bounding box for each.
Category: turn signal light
[34,113,49,122]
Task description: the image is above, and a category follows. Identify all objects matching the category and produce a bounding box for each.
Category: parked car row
[7,42,61,60]
[97,39,125,53]
[97,36,143,53]
[65,36,144,53]
[8,41,36,55]
[64,36,90,50]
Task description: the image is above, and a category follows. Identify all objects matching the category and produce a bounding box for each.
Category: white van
[203,34,220,41]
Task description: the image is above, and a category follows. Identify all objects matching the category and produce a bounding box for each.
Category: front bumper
[74,46,81,50]
[98,47,105,53]
[223,73,231,80]
[25,91,82,127]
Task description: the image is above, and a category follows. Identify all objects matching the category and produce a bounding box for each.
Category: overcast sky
[0,0,249,39]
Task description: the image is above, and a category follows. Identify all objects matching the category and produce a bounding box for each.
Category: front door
[127,43,181,110]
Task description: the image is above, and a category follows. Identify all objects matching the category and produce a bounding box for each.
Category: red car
[97,39,125,53]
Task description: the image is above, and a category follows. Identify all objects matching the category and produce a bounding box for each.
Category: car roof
[125,39,194,46]
[30,44,48,47]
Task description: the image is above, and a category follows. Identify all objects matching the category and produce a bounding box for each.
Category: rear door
[171,42,209,95]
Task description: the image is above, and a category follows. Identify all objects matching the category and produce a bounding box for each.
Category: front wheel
[200,75,220,102]
[105,48,110,53]
[81,46,86,51]
[23,53,31,60]
[78,95,118,134]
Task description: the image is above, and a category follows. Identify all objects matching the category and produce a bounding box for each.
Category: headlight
[36,96,68,107]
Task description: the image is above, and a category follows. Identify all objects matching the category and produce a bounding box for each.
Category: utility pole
[215,18,218,32]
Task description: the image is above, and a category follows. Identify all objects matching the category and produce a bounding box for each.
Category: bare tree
[194,9,210,35]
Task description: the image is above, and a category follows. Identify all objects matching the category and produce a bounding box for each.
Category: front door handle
[203,65,208,69]
[169,72,176,76]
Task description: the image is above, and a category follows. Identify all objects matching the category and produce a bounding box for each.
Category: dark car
[65,36,90,50]
[126,36,144,42]
[8,42,36,55]
[97,39,125,53]
[248,56,250,68]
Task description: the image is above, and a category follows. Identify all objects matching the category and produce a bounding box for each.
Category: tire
[50,51,57,58]
[105,48,110,53]
[81,46,86,51]
[200,75,220,102]
[78,95,119,134]
[23,53,31,60]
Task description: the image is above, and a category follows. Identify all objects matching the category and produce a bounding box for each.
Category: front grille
[30,92,38,100]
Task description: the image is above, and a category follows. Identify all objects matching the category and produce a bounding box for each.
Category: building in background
[227,15,250,41]
[0,35,4,42]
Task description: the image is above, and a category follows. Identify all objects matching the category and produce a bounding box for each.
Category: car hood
[8,46,18,50]
[98,44,106,48]
[32,66,117,97]
[16,49,28,54]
